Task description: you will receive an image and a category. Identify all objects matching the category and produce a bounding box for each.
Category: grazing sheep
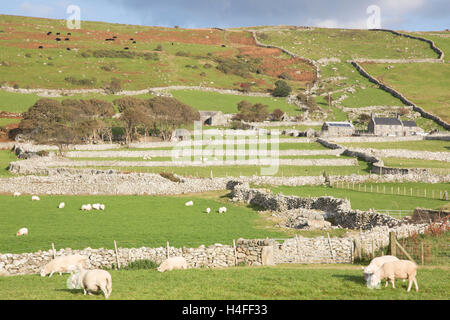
[92,203,101,210]
[368,260,419,292]
[16,227,28,236]
[218,207,227,213]
[40,254,87,277]
[81,204,92,211]
[157,257,187,272]
[206,208,211,214]
[99,204,105,210]
[13,192,21,197]
[363,255,399,282]
[71,269,112,299]
[58,202,65,209]
[32,195,40,201]
[185,200,194,206]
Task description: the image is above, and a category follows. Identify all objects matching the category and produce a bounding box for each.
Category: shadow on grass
[332,274,366,285]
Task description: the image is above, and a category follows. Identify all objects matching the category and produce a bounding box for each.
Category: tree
[234,101,269,122]
[272,80,292,97]
[271,108,285,121]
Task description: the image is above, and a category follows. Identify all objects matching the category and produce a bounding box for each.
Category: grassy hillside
[0,15,314,91]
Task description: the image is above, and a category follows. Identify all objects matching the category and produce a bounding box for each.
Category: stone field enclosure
[0,14,449,300]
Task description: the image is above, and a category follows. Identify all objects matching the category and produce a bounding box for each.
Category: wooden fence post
[51,243,56,259]
[389,231,397,257]
[233,239,237,266]
[114,240,120,270]
[394,239,417,264]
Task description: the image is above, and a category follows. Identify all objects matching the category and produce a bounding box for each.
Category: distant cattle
[66,48,71,51]
[105,38,115,41]
[55,38,61,41]
[67,32,71,35]
[113,36,117,39]
[38,46,43,49]
[47,32,52,35]
[132,41,136,44]
[65,38,70,41]
[130,38,134,40]
[221,44,226,47]
[56,32,60,35]
[124,47,129,50]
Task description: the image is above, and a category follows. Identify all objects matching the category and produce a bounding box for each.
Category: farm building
[368,114,424,136]
[321,122,354,137]
[198,111,228,126]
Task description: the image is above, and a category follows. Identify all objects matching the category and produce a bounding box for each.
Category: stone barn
[368,114,424,136]
[321,122,354,137]
[199,111,228,126]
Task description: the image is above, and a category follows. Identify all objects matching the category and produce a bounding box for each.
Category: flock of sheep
[11,193,420,298]
[184,200,227,214]
[13,193,106,237]
[39,254,188,299]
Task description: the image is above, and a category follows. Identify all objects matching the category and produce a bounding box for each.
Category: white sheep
[40,254,87,277]
[206,208,211,214]
[32,195,40,201]
[71,269,112,299]
[92,203,101,210]
[157,256,188,272]
[13,192,21,197]
[363,255,399,282]
[99,204,105,210]
[81,204,92,211]
[218,207,227,213]
[58,202,65,209]
[185,200,194,206]
[16,227,28,236]
[368,260,419,292]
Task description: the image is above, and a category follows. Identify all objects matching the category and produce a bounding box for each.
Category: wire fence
[374,209,414,219]
[331,181,449,201]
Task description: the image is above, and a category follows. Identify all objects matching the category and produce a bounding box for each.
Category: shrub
[160,172,181,182]
[64,76,97,86]
[230,120,251,130]
[278,72,292,80]
[272,80,292,97]
[80,52,90,58]
[25,53,32,58]
[155,44,163,51]
[398,107,410,116]
[203,63,212,69]
[106,78,122,94]
[199,72,206,77]
[36,150,49,157]
[176,51,190,57]
[13,84,19,89]
[271,108,285,121]
[124,259,159,270]
[258,33,269,40]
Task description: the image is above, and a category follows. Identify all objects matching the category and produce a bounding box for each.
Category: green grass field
[0,117,20,126]
[0,193,293,254]
[269,184,448,211]
[341,140,450,152]
[0,265,447,300]
[171,90,301,115]
[74,160,371,178]
[382,157,450,172]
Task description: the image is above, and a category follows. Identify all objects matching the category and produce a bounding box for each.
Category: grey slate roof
[402,120,418,127]
[373,117,402,126]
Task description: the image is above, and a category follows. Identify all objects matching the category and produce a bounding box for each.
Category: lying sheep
[218,207,227,213]
[71,269,112,299]
[368,260,419,292]
[363,255,399,282]
[185,201,194,206]
[40,254,87,277]
[58,202,65,209]
[206,208,211,214]
[157,256,188,272]
[99,204,105,210]
[92,203,101,210]
[32,195,40,201]
[81,204,92,211]
[16,227,28,236]
[13,192,21,197]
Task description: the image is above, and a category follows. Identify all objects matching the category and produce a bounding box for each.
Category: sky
[1,0,449,31]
